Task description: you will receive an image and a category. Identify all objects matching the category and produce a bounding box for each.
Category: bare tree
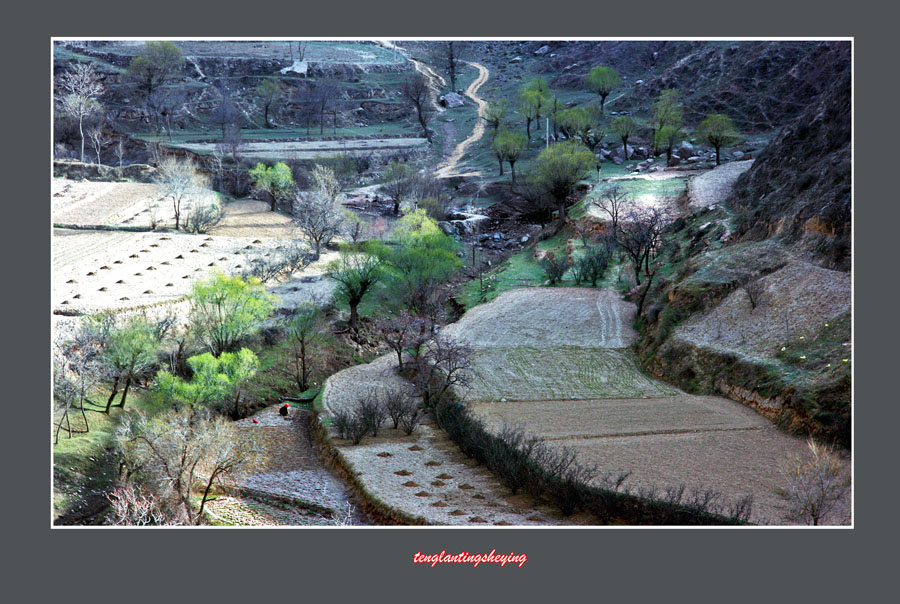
[743,278,767,311]
[115,137,127,173]
[415,335,474,407]
[116,408,262,525]
[615,206,672,285]
[293,165,345,257]
[107,485,170,526]
[401,73,433,143]
[775,439,850,525]
[590,184,633,240]
[371,310,431,371]
[86,127,110,169]
[58,63,105,163]
[155,155,208,231]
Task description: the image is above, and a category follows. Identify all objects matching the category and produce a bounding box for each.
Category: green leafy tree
[157,348,258,416]
[533,140,596,228]
[656,124,683,164]
[249,162,295,212]
[584,66,621,113]
[698,113,740,166]
[189,272,277,356]
[555,106,605,153]
[611,116,640,158]
[126,41,183,101]
[381,209,461,314]
[492,129,528,184]
[482,98,509,135]
[650,89,683,155]
[517,77,551,142]
[102,318,160,414]
[328,246,383,333]
[256,78,282,129]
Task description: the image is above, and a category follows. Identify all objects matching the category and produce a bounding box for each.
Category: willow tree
[698,113,740,166]
[533,139,595,228]
[492,129,528,184]
[584,65,621,113]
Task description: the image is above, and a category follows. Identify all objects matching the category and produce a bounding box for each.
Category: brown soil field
[674,261,851,358]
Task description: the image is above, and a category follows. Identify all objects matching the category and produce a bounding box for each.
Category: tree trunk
[497,155,503,175]
[510,161,517,184]
[349,302,359,333]
[270,192,277,212]
[393,199,400,215]
[557,200,567,229]
[525,118,532,141]
[106,376,120,414]
[264,104,271,128]
[715,145,721,166]
[79,116,85,163]
[600,94,607,113]
[116,376,132,409]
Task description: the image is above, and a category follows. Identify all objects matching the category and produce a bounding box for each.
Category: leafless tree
[743,278,767,311]
[293,192,344,257]
[116,408,263,525]
[58,63,106,163]
[107,485,170,526]
[615,206,672,285]
[401,73,433,143]
[371,311,432,371]
[210,97,242,138]
[86,127,110,169]
[775,439,850,525]
[115,137,127,173]
[591,184,634,240]
[154,155,208,231]
[293,165,345,257]
[415,335,474,407]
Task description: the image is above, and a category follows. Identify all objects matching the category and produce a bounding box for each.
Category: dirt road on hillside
[435,61,490,178]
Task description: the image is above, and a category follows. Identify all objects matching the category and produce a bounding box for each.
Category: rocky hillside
[497,40,849,132]
[730,53,851,271]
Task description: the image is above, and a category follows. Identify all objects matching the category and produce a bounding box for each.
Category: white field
[52,179,173,227]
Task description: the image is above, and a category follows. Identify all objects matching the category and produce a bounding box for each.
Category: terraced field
[463,346,679,402]
[52,179,169,227]
[447,287,851,525]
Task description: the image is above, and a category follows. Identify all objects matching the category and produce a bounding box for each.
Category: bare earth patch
[209,199,296,239]
[52,178,171,227]
[687,160,754,208]
[674,261,851,357]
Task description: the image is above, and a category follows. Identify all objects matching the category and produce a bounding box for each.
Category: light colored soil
[442,288,636,348]
[462,346,680,403]
[52,178,170,227]
[321,353,580,525]
[209,199,296,239]
[435,61,490,178]
[674,261,851,357]
[179,139,427,161]
[687,160,754,208]
[52,228,337,316]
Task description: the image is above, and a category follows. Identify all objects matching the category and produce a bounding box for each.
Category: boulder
[686,155,702,163]
[534,45,551,55]
[611,144,635,161]
[509,56,523,63]
[439,92,465,108]
[520,235,530,244]
[732,150,745,160]
[438,221,456,236]
[675,141,695,159]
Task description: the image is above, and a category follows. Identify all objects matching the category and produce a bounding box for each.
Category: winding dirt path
[435,61,490,178]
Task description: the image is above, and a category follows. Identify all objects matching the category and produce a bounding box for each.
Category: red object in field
[252,418,259,424]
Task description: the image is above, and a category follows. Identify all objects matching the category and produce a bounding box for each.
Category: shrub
[541,254,569,285]
[355,393,388,438]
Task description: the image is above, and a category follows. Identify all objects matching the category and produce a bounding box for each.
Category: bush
[397,402,420,436]
[355,393,388,438]
[541,254,569,285]
[182,199,222,234]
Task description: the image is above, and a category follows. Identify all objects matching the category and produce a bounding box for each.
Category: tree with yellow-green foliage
[584,66,621,113]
